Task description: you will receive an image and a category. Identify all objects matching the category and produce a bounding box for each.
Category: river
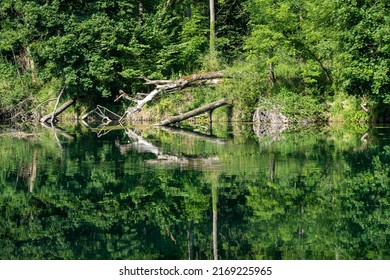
[0,123,389,259]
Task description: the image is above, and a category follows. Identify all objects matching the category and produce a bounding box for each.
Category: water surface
[0,123,389,260]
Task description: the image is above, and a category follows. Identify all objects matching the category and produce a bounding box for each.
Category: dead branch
[33,98,57,111]
[119,71,227,120]
[50,86,65,124]
[5,96,36,121]
[115,90,139,103]
[81,105,121,124]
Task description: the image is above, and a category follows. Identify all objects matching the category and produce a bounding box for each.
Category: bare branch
[118,71,227,121]
[50,86,65,125]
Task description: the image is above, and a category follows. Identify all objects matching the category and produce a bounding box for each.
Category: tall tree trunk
[26,47,36,83]
[186,0,192,17]
[209,0,217,69]
[268,48,276,85]
[209,0,216,53]
[138,2,144,24]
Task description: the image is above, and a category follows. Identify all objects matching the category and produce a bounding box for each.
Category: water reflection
[253,123,288,140]
[0,123,389,260]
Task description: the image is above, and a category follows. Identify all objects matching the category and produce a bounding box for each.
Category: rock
[253,106,288,124]
[252,106,288,140]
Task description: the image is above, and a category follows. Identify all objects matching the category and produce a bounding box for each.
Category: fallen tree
[40,98,76,124]
[117,71,226,121]
[157,98,228,126]
[39,87,77,124]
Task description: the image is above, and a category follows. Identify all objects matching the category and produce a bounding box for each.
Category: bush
[328,92,370,124]
[262,88,326,123]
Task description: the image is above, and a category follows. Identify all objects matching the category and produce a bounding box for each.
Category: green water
[0,123,389,260]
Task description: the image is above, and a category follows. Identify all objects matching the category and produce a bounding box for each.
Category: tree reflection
[0,124,388,259]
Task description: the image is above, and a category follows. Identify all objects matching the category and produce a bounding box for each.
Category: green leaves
[0,0,388,118]
[244,0,389,114]
[330,0,390,101]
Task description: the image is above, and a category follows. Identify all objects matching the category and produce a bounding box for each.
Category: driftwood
[157,98,228,126]
[119,71,226,120]
[7,97,57,123]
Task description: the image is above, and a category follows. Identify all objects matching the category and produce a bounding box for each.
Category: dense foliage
[0,0,389,121]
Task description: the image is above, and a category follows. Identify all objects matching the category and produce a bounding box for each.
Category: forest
[0,0,389,124]
[1,1,389,261]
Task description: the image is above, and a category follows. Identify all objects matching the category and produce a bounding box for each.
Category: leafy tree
[332,0,390,103]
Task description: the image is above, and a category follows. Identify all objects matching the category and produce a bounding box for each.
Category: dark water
[0,123,389,260]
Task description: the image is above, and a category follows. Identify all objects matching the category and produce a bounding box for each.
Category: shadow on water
[0,122,389,260]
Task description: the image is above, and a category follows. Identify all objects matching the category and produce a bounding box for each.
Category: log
[157,98,228,126]
[40,98,76,124]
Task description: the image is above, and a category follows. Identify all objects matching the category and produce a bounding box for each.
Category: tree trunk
[26,47,36,83]
[138,2,144,23]
[40,98,76,124]
[209,0,217,69]
[209,0,216,54]
[157,99,228,126]
[268,48,276,85]
[186,0,192,17]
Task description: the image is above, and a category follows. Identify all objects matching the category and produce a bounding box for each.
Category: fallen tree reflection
[114,128,222,169]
